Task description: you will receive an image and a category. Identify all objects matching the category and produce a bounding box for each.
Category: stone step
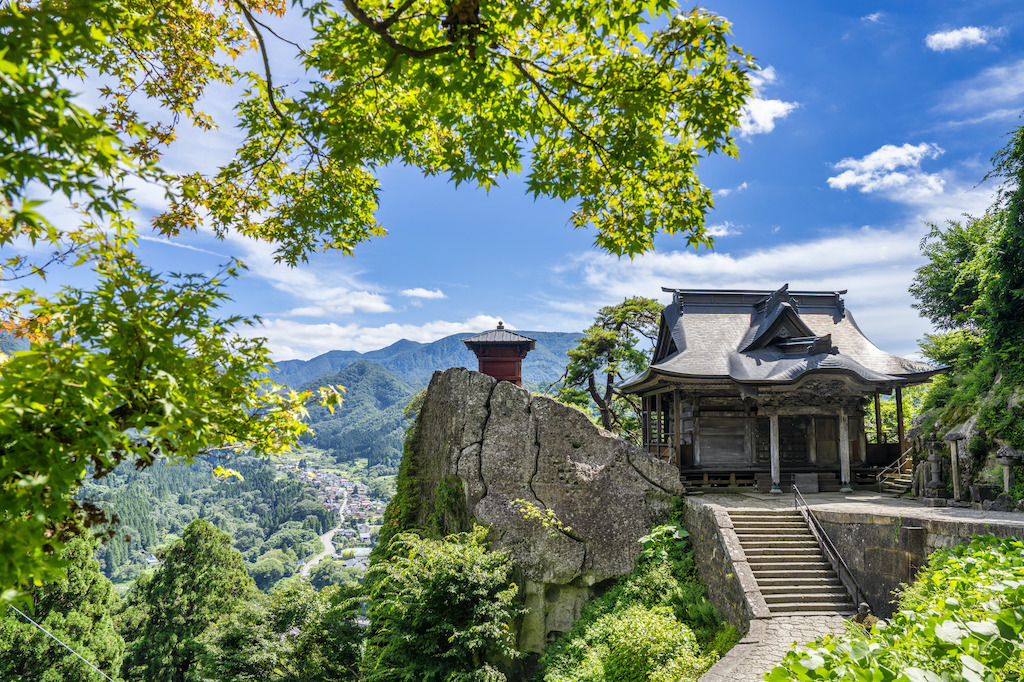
[727,509,803,517]
[749,561,835,573]
[761,585,850,598]
[748,563,834,574]
[739,540,820,550]
[732,528,811,536]
[755,574,843,585]
[769,603,857,615]
[743,547,823,557]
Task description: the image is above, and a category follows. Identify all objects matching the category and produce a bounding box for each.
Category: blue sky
[52,2,1024,360]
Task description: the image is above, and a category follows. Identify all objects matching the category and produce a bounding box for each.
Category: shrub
[542,514,731,681]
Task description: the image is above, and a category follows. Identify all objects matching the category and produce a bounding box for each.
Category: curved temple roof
[620,284,944,394]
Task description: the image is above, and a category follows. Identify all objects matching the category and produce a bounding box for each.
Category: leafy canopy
[171,0,754,261]
[120,519,259,682]
[1,0,751,600]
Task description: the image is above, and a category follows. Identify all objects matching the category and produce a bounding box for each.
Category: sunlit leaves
[173,0,754,262]
[0,247,338,600]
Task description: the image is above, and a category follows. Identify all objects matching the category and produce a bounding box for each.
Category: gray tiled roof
[463,324,536,347]
[620,285,943,392]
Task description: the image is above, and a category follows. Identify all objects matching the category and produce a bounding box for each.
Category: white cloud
[716,182,749,197]
[827,143,946,201]
[227,235,394,317]
[401,287,446,299]
[557,227,931,357]
[926,26,1005,52]
[705,221,741,237]
[941,59,1024,113]
[862,12,885,24]
[739,66,799,139]
[242,314,502,359]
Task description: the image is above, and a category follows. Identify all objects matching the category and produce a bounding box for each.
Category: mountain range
[268,330,580,390]
[277,331,581,469]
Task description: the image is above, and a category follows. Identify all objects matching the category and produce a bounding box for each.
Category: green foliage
[542,513,732,682]
[0,537,125,682]
[200,579,362,682]
[0,253,338,600]
[363,526,520,681]
[558,297,662,437]
[120,519,259,682]
[308,558,362,591]
[985,122,1024,372]
[639,523,690,564]
[430,476,474,538]
[919,329,986,369]
[904,119,1024,464]
[766,535,1024,682]
[864,384,931,444]
[910,216,1001,331]
[179,2,754,261]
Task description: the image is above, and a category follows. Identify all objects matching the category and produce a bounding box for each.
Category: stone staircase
[729,509,856,616]
[879,458,913,496]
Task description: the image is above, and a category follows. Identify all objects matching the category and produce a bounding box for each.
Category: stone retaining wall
[814,509,1024,618]
[685,498,769,632]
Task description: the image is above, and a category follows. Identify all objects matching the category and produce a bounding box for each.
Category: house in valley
[619,285,944,492]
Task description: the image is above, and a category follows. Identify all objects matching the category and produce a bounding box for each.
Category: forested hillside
[300,360,417,472]
[269,330,580,389]
[77,457,336,590]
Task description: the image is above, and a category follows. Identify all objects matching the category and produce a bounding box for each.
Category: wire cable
[7,604,117,682]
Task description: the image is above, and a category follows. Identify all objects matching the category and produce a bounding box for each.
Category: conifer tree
[0,537,124,682]
[121,519,257,682]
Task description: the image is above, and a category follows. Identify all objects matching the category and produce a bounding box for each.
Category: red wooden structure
[463,322,535,386]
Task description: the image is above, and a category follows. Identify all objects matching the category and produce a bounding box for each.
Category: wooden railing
[793,481,867,609]
[875,446,914,492]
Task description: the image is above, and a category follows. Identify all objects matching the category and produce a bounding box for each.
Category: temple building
[463,322,536,387]
[619,285,944,492]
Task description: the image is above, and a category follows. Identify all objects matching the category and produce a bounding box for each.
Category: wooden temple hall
[619,285,944,493]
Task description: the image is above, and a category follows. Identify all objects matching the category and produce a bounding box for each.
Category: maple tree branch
[234,0,288,122]
[341,0,454,58]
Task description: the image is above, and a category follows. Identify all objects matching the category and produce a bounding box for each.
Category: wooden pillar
[874,392,883,444]
[673,389,681,468]
[808,418,817,464]
[692,412,701,466]
[655,392,662,455]
[642,396,649,449]
[839,406,852,492]
[896,387,906,453]
[769,414,781,493]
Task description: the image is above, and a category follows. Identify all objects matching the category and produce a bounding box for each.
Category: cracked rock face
[414,367,683,653]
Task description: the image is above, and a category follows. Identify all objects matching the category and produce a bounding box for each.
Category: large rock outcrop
[408,367,683,653]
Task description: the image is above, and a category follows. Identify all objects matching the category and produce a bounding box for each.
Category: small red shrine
[463,322,536,386]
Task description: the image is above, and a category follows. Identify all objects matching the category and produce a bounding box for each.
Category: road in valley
[300,491,349,578]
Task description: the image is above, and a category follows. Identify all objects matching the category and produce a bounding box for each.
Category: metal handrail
[793,482,867,609]
[875,446,914,491]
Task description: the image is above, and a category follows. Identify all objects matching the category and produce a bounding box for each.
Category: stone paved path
[700,615,849,682]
